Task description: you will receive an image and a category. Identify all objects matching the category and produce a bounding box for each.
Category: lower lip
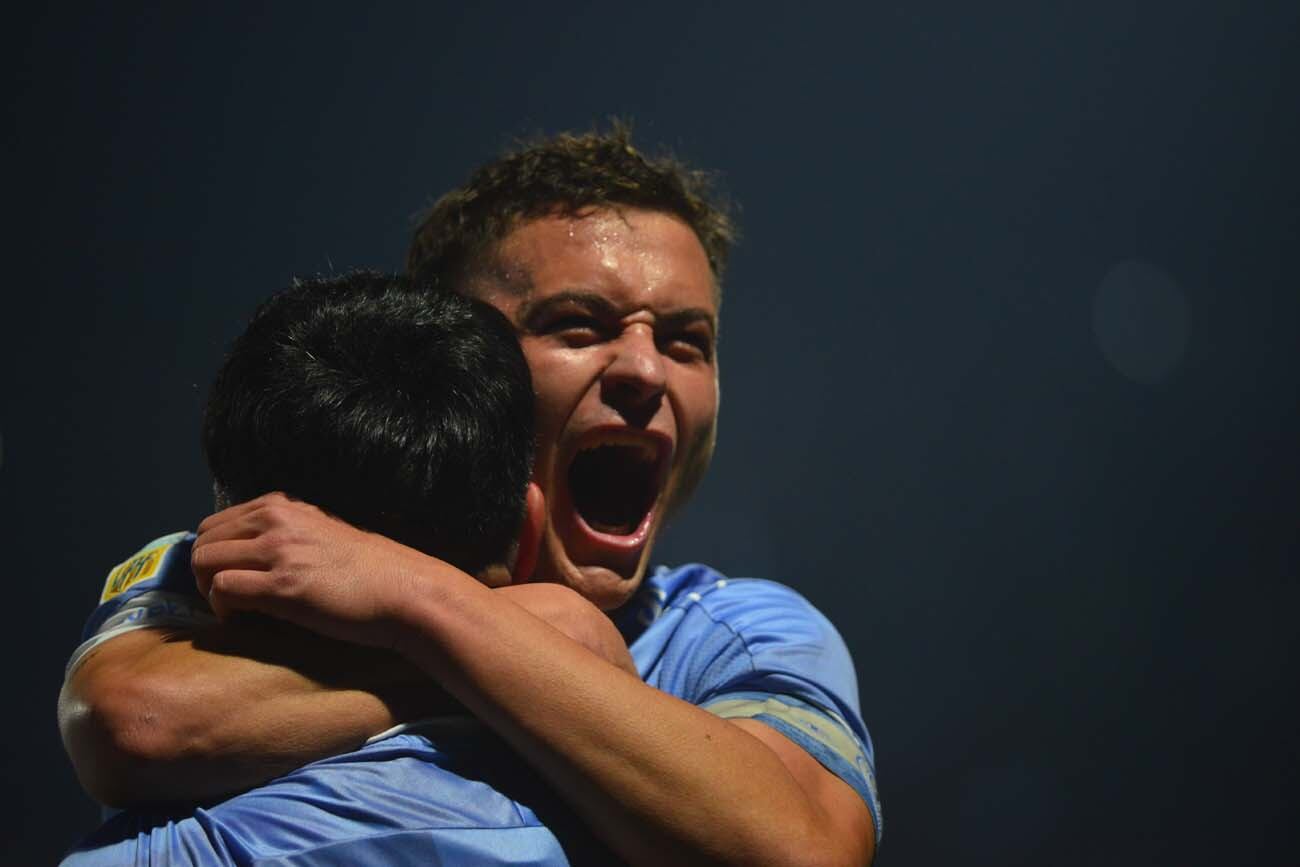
[571,501,656,551]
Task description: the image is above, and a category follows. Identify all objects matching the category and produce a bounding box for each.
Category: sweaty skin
[59,569,634,807]
[197,493,875,867]
[473,208,720,609]
[60,208,875,865]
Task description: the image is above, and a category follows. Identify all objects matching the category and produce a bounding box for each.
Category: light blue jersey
[620,564,882,838]
[65,731,602,866]
[63,534,880,865]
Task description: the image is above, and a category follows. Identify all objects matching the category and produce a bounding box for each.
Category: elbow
[58,660,195,807]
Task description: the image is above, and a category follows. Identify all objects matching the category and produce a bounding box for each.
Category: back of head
[406,122,737,295]
[202,271,534,574]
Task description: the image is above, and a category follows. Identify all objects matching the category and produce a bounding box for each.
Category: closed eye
[545,315,606,347]
[658,330,714,363]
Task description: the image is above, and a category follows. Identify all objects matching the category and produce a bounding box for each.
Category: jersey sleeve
[647,574,882,843]
[65,531,216,678]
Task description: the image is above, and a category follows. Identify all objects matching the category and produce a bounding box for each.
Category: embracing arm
[201,495,876,867]
[57,620,429,806]
[387,567,875,867]
[59,577,633,806]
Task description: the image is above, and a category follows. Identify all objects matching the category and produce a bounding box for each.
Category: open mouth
[567,433,667,537]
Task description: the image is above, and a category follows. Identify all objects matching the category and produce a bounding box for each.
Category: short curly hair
[406,123,737,295]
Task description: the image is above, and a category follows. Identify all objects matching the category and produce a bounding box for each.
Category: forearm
[58,622,434,806]
[396,569,861,867]
[189,496,871,863]
[59,587,633,806]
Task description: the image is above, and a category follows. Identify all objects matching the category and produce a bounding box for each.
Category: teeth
[579,432,658,463]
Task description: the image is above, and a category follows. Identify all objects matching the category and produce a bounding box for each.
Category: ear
[510,482,545,583]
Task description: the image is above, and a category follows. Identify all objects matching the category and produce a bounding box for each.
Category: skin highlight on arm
[58,623,429,806]
[59,576,634,806]
[194,497,874,867]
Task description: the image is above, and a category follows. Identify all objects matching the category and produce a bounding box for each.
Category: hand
[191,492,447,650]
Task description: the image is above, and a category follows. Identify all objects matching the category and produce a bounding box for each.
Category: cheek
[531,387,566,441]
[524,352,596,453]
[531,370,582,434]
[521,347,569,426]
[679,373,719,444]
[663,376,719,517]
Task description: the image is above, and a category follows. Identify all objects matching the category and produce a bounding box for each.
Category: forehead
[492,208,719,316]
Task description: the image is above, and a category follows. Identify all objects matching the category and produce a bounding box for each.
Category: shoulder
[650,563,845,652]
[632,564,858,704]
[640,564,883,840]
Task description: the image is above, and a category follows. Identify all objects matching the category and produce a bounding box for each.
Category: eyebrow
[518,292,616,329]
[518,291,717,336]
[657,309,718,342]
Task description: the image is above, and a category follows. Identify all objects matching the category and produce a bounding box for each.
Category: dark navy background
[5,3,1297,864]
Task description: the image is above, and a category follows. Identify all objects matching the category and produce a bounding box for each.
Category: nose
[600,325,666,424]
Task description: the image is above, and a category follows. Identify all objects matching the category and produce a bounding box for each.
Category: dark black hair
[407,121,736,294]
[202,270,534,574]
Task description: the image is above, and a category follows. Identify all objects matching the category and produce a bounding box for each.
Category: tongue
[570,446,652,536]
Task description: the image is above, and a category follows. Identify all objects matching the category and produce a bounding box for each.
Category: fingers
[196,493,269,536]
[196,491,298,537]
[192,538,274,597]
[205,569,277,621]
[206,566,318,629]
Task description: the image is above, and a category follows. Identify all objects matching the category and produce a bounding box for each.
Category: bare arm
[200,495,875,867]
[57,620,431,806]
[59,578,633,806]
[386,563,875,867]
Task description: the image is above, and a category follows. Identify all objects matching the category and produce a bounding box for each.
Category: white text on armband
[64,591,217,679]
[97,590,215,634]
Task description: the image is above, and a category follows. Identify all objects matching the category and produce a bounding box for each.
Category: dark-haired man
[61,128,881,866]
[63,272,629,864]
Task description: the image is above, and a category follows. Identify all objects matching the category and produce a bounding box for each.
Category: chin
[576,564,646,612]
[539,543,651,612]
[543,429,673,609]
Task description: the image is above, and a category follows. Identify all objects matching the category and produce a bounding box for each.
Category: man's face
[472,207,720,610]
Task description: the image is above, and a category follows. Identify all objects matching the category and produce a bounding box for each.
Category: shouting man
[60,127,881,866]
[64,271,638,863]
